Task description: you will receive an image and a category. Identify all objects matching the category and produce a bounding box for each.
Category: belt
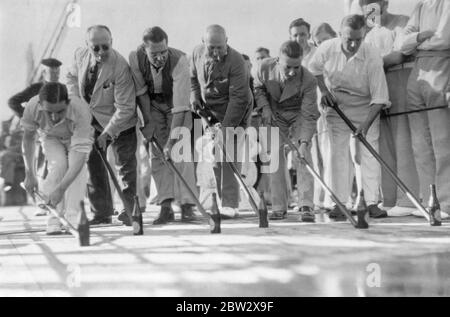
[149,93,168,104]
[387,62,414,72]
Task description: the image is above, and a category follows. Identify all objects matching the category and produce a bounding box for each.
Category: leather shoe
[153,205,173,225]
[181,204,196,222]
[328,206,347,221]
[118,212,132,226]
[299,206,315,223]
[89,217,112,225]
[269,210,287,220]
[368,204,388,219]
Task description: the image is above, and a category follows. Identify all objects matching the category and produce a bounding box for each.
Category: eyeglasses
[91,44,110,52]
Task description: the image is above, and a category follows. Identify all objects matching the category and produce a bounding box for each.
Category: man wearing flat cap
[8,58,62,118]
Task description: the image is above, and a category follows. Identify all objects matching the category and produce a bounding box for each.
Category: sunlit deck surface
[1,204,449,297]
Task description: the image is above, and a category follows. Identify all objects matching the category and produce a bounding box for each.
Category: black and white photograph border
[1,0,450,299]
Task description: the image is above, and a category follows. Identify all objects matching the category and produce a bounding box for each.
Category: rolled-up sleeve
[309,43,328,76]
[398,3,422,55]
[70,99,94,154]
[20,100,39,132]
[253,63,270,112]
[103,59,137,138]
[172,55,191,114]
[368,55,391,108]
[294,76,320,142]
[222,54,251,127]
[129,51,148,97]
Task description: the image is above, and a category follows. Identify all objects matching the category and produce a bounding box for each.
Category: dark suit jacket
[190,44,252,127]
[254,57,320,141]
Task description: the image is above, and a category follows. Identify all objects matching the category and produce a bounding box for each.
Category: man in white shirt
[309,14,390,220]
[399,0,450,216]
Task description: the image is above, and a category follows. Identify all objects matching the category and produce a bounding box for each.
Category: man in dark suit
[254,41,320,222]
[66,25,137,225]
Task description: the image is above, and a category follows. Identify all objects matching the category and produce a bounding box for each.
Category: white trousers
[40,137,88,226]
[325,109,381,206]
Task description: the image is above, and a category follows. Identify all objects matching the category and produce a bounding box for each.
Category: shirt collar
[332,39,366,61]
[276,61,304,85]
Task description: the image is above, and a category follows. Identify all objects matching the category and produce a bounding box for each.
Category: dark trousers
[87,128,137,219]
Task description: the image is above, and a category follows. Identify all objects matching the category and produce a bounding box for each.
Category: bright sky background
[0,0,419,121]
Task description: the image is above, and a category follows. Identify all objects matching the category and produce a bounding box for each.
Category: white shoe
[220,207,239,219]
[46,217,63,235]
[387,206,414,217]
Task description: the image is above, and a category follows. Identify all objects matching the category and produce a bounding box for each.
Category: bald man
[66,25,137,226]
[190,25,252,218]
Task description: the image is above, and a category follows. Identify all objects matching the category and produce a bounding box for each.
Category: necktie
[84,61,99,104]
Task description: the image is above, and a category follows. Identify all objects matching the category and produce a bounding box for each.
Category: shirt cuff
[103,125,119,139]
[172,105,191,114]
[70,137,93,154]
[371,99,392,109]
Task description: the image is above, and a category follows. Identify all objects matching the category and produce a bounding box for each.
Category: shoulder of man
[257,57,277,78]
[26,95,40,107]
[318,38,339,53]
[226,46,245,65]
[73,47,90,61]
[22,95,40,119]
[168,47,186,58]
[111,49,132,73]
[360,42,384,66]
[394,14,410,28]
[191,44,205,60]
[302,67,318,86]
[67,96,91,122]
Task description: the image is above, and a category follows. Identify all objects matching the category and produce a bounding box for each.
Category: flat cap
[41,58,62,68]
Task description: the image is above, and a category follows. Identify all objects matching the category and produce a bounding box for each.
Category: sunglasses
[91,44,110,52]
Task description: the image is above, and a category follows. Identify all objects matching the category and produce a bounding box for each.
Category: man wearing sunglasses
[66,25,137,226]
[190,25,253,219]
[129,26,198,225]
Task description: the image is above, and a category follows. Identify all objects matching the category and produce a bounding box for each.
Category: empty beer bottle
[428,184,442,227]
[210,193,221,234]
[356,189,369,229]
[78,201,90,246]
[132,196,144,235]
[258,191,269,228]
